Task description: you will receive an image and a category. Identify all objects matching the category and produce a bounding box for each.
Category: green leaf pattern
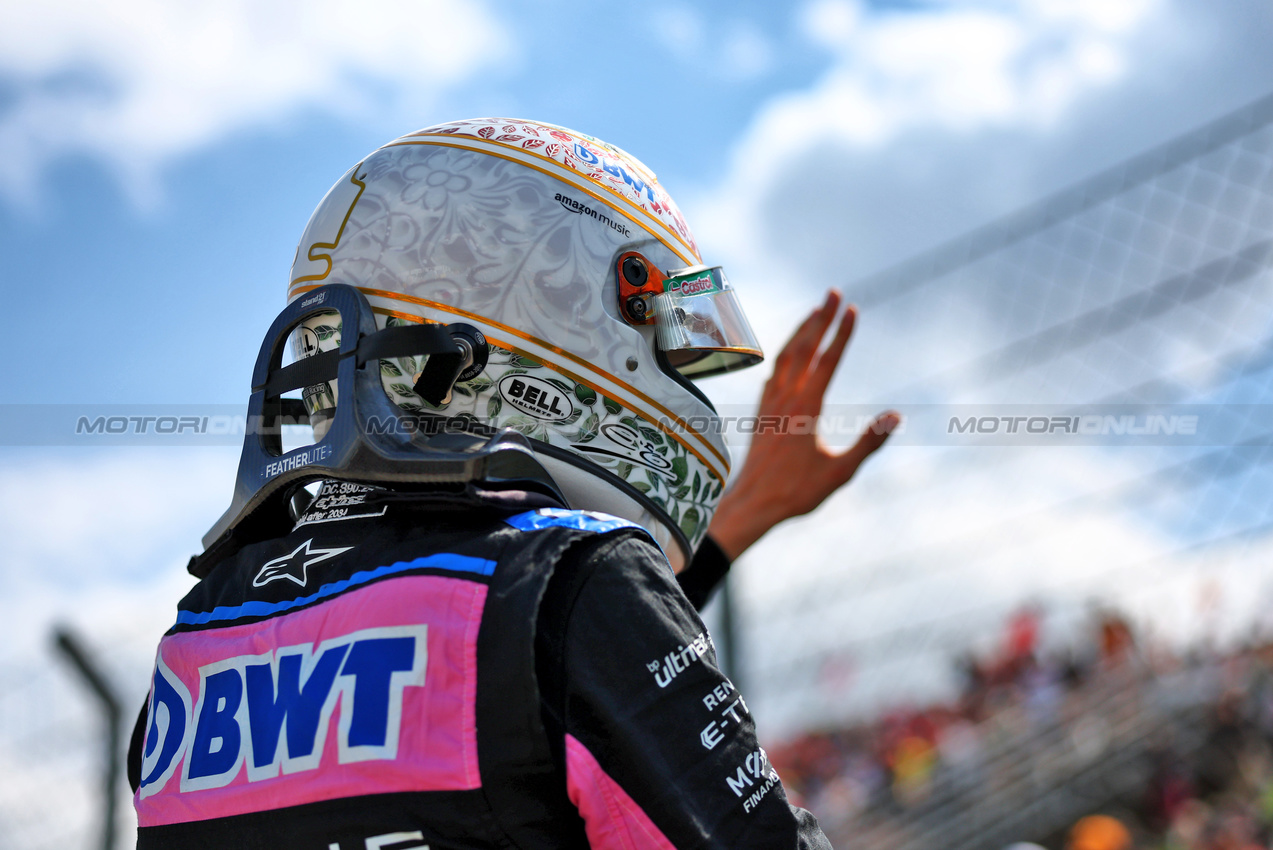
[374,342,725,549]
[302,316,723,545]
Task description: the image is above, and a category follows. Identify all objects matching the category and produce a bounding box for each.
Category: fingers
[805,304,857,399]
[831,411,900,481]
[771,290,841,383]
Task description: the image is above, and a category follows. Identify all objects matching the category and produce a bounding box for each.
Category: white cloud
[688,0,1195,419]
[694,0,1163,274]
[0,449,236,657]
[681,0,1273,734]
[0,0,509,205]
[798,0,861,47]
[651,8,774,82]
[0,448,240,840]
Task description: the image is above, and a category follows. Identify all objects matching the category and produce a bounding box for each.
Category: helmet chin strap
[532,449,691,573]
[192,284,565,579]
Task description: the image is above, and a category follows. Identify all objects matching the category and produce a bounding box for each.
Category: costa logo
[498,375,574,422]
[675,275,716,297]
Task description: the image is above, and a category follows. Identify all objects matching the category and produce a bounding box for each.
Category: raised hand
[707,290,900,560]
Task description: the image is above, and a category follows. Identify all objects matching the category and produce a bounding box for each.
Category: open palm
[708,290,899,560]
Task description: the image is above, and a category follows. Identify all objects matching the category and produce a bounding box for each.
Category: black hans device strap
[192,283,562,578]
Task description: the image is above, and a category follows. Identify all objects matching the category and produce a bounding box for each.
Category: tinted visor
[651,266,763,378]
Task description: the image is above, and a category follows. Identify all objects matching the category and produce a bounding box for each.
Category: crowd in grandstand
[768,608,1273,849]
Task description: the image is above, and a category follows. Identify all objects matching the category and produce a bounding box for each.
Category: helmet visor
[651,266,763,378]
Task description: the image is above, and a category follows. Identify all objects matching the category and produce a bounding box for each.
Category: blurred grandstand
[770,608,1273,849]
[4,92,1273,848]
[727,90,1273,848]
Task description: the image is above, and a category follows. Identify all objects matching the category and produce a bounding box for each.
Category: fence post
[54,628,121,850]
[719,575,744,696]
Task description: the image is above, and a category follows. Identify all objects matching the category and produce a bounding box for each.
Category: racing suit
[127,481,831,849]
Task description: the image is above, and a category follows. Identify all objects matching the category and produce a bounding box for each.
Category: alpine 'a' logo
[253,539,354,588]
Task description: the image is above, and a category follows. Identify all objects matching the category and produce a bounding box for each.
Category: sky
[2,0,1273,842]
[2,0,1271,403]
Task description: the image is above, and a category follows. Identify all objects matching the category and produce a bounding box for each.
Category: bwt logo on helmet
[137,625,427,798]
[499,375,574,422]
[569,143,659,206]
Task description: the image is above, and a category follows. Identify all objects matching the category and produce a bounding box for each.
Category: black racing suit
[127,482,831,849]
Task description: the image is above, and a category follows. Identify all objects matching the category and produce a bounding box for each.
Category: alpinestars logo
[253,539,353,588]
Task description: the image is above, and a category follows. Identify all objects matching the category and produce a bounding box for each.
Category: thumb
[832,411,900,480]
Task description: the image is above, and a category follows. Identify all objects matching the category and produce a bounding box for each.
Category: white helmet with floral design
[288,118,763,570]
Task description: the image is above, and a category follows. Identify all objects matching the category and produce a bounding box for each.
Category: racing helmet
[287,119,763,570]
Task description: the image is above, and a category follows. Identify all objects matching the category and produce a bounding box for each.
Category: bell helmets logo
[498,375,574,422]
